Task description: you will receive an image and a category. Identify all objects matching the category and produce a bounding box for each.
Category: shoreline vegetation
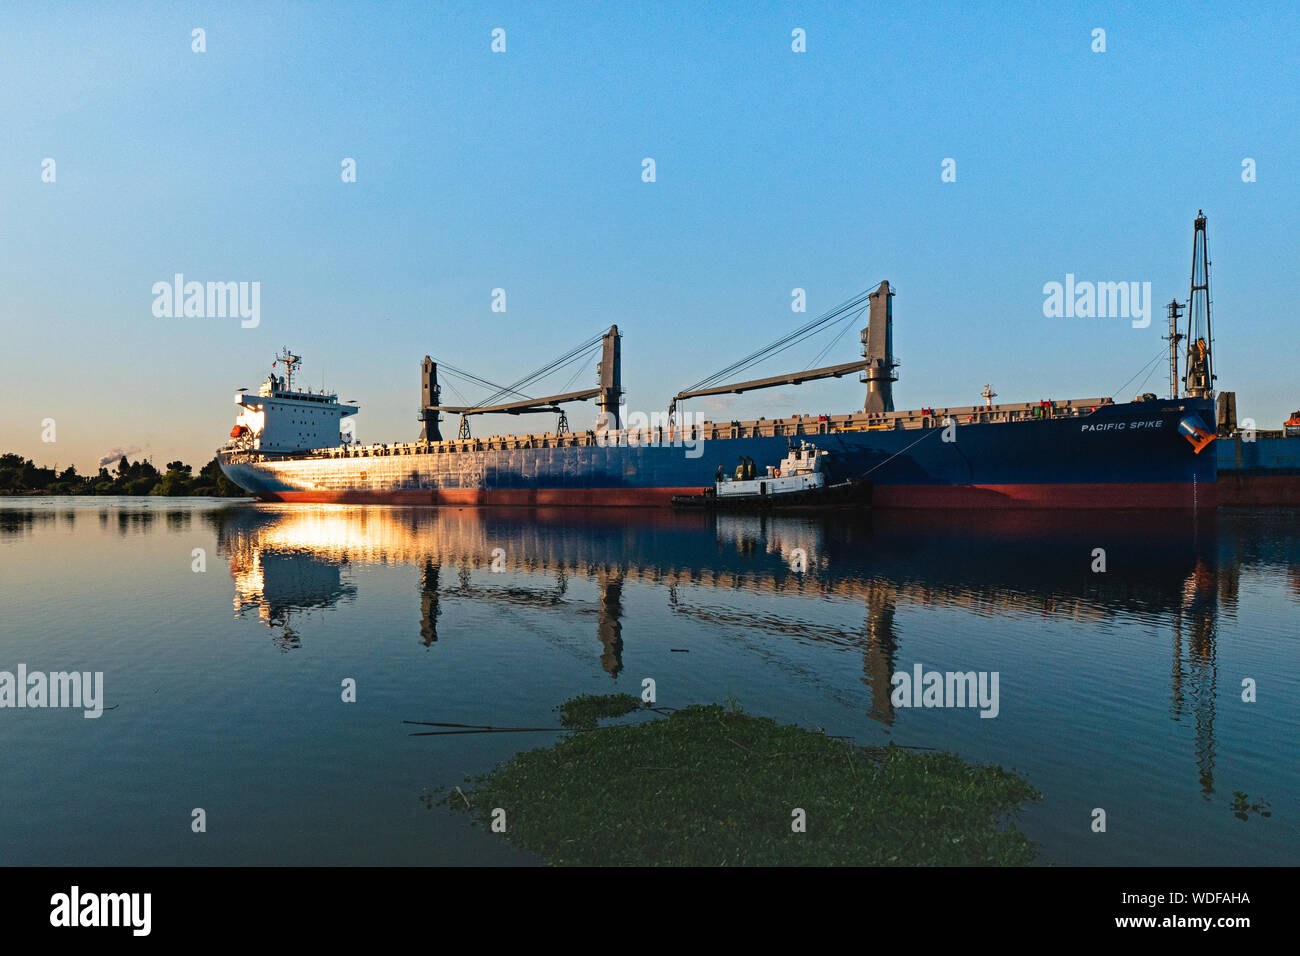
[447,695,1041,866]
[0,452,244,498]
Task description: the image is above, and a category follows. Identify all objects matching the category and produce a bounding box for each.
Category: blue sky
[2,1,1296,470]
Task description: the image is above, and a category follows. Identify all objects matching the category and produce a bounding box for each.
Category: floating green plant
[555,693,644,730]
[448,699,1040,866]
[1230,791,1272,821]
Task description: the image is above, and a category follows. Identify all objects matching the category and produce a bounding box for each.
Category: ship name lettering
[1081,420,1162,433]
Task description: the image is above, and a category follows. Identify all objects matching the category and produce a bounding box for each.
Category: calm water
[1,498,1297,866]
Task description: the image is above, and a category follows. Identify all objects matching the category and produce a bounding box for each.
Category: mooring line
[856,426,943,479]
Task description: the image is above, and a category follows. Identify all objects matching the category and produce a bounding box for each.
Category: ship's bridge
[230,354,359,456]
[256,377,344,404]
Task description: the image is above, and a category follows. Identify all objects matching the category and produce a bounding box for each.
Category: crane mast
[1183,211,1214,400]
[1163,299,1184,399]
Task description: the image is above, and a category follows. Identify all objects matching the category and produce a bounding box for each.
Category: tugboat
[671,441,870,510]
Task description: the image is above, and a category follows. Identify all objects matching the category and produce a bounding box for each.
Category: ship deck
[223,396,1112,463]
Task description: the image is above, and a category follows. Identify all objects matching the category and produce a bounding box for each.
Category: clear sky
[2,1,1296,472]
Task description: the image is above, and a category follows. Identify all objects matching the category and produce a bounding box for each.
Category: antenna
[274,347,302,392]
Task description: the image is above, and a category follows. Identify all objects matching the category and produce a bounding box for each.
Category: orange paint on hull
[256,481,1213,509]
[259,487,710,507]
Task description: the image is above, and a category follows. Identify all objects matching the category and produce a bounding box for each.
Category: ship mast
[1183,211,1214,400]
[419,356,442,442]
[1163,299,1184,399]
[274,347,302,392]
[861,281,898,413]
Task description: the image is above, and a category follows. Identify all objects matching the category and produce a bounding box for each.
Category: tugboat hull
[672,480,871,511]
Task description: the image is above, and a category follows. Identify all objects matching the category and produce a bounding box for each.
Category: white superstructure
[716,441,828,498]
[228,350,359,456]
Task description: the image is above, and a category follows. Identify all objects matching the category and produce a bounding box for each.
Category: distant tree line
[0,453,245,497]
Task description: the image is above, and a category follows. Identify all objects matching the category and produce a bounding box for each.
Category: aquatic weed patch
[451,702,1040,865]
[556,693,644,730]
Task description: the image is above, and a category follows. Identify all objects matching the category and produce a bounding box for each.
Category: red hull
[257,481,1213,510]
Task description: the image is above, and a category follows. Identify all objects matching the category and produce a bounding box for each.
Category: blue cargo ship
[219,284,1219,510]
[219,397,1216,509]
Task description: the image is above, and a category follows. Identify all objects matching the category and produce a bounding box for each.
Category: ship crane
[419,326,622,440]
[1183,210,1215,401]
[669,281,895,421]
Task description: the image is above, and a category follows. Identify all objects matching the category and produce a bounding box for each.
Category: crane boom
[672,359,869,403]
[419,325,621,440]
[427,387,601,417]
[669,280,894,418]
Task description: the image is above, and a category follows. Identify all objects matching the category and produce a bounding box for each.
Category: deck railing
[225,396,1116,462]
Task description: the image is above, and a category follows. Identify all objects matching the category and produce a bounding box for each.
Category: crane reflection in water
[207,503,1287,800]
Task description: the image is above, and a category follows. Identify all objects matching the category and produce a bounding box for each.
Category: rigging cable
[682,285,882,394]
[435,362,534,403]
[475,332,604,408]
[805,306,867,370]
[1109,347,1169,401]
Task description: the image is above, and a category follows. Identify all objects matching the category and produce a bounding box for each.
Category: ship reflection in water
[213,506,1236,721]
[2,500,1297,864]
[209,504,1300,854]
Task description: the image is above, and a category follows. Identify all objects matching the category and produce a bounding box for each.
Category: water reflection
[0,506,75,536]
[7,498,1297,865]
[1172,559,1219,799]
[597,572,624,678]
[6,500,1296,808]
[419,559,441,647]
[200,505,1288,785]
[220,515,358,642]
